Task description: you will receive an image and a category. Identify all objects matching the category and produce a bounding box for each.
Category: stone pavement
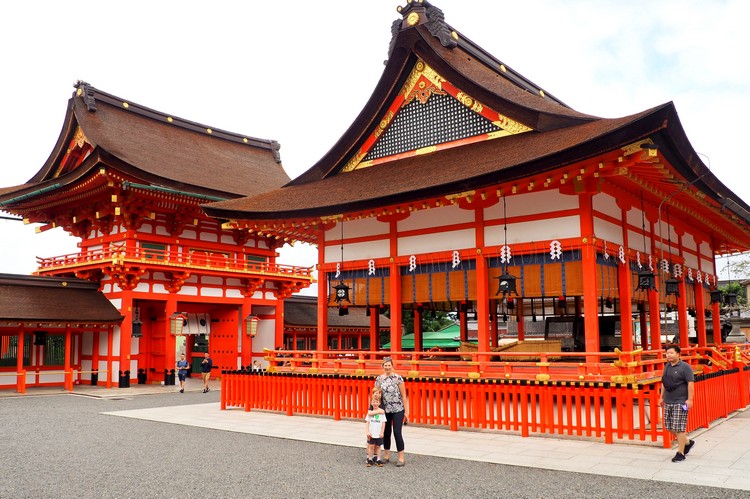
[4,381,750,492]
[94,385,750,492]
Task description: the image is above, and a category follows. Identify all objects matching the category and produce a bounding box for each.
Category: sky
[1,0,749,282]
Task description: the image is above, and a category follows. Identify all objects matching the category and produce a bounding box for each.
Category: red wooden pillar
[64,326,73,392]
[476,252,490,360]
[317,226,329,353]
[677,280,689,348]
[92,327,100,386]
[119,291,134,384]
[618,263,634,351]
[459,307,468,342]
[711,301,721,344]
[490,299,498,347]
[413,307,423,352]
[579,193,599,354]
[16,326,25,393]
[695,282,707,347]
[106,325,113,388]
[165,294,177,379]
[639,303,649,349]
[389,220,402,355]
[649,289,661,349]
[274,301,284,350]
[369,308,379,358]
[317,269,329,352]
[240,299,253,367]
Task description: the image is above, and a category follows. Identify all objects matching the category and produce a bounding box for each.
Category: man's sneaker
[180,388,184,393]
[684,440,696,456]
[672,452,686,462]
[366,458,373,468]
[375,459,384,467]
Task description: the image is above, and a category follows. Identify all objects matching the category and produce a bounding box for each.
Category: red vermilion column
[240,300,253,368]
[649,290,661,350]
[119,291,134,385]
[317,227,329,354]
[64,326,72,391]
[413,307,423,353]
[459,308,468,342]
[92,328,100,386]
[695,282,707,347]
[106,325,113,388]
[165,295,177,379]
[369,308,379,358]
[639,304,649,349]
[677,280,689,348]
[579,193,600,354]
[274,301,284,349]
[476,253,491,361]
[389,221,402,354]
[618,205,634,351]
[16,326,25,393]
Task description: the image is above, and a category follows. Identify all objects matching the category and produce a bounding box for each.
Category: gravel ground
[0,392,745,499]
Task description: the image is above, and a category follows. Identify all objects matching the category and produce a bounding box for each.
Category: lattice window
[363,93,500,161]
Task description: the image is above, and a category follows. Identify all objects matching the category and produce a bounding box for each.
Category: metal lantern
[725,292,738,307]
[665,278,680,297]
[710,289,723,304]
[132,306,143,338]
[333,281,350,316]
[495,271,518,296]
[169,312,187,335]
[244,314,259,337]
[636,270,657,292]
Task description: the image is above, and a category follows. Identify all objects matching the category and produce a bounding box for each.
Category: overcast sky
[1,0,749,279]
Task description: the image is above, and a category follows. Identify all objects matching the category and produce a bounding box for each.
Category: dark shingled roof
[285,296,390,328]
[202,1,750,243]
[0,82,290,204]
[0,274,123,324]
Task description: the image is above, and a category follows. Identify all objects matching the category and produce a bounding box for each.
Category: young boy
[365,394,386,467]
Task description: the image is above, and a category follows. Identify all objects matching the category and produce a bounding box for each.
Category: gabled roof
[203,1,750,253]
[0,82,290,208]
[0,274,123,325]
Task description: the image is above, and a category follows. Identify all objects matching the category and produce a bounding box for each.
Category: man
[200,352,213,393]
[175,353,190,393]
[659,345,695,462]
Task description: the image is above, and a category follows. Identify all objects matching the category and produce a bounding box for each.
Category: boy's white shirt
[367,410,385,436]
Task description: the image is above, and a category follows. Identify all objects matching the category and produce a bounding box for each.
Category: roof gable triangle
[341,59,532,173]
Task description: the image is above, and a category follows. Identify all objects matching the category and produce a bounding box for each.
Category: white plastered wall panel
[324,239,390,264]
[81,331,93,355]
[399,203,474,231]
[593,218,623,246]
[486,217,580,246]
[593,192,622,220]
[200,232,218,243]
[400,229,475,256]
[487,190,579,221]
[342,217,389,238]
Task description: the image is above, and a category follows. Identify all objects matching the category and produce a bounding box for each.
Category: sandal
[396,460,405,467]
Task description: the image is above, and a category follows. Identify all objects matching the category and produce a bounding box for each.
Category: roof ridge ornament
[389,1,456,60]
[74,80,97,112]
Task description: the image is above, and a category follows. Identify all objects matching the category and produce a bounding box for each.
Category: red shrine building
[0,82,313,389]
[204,0,750,357]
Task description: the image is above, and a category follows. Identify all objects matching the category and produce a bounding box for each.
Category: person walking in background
[365,394,386,467]
[175,353,190,393]
[659,345,695,462]
[201,352,213,393]
[375,357,409,467]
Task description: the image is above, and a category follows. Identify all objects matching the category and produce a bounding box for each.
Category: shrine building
[0,82,313,389]
[204,0,750,357]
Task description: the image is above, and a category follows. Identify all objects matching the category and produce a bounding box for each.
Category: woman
[374,356,409,467]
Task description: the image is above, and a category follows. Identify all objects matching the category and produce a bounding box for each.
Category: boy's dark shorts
[178,373,187,382]
[367,437,384,446]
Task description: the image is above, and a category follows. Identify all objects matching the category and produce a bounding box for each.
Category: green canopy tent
[382,324,460,350]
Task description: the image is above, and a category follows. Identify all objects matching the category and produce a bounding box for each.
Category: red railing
[221,345,750,445]
[35,246,313,279]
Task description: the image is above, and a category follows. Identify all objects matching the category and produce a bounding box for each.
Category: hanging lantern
[333,281,350,316]
[636,270,657,292]
[169,312,188,335]
[131,306,143,338]
[604,297,613,309]
[665,278,680,297]
[725,292,738,307]
[495,271,518,296]
[710,289,723,304]
[244,314,259,336]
